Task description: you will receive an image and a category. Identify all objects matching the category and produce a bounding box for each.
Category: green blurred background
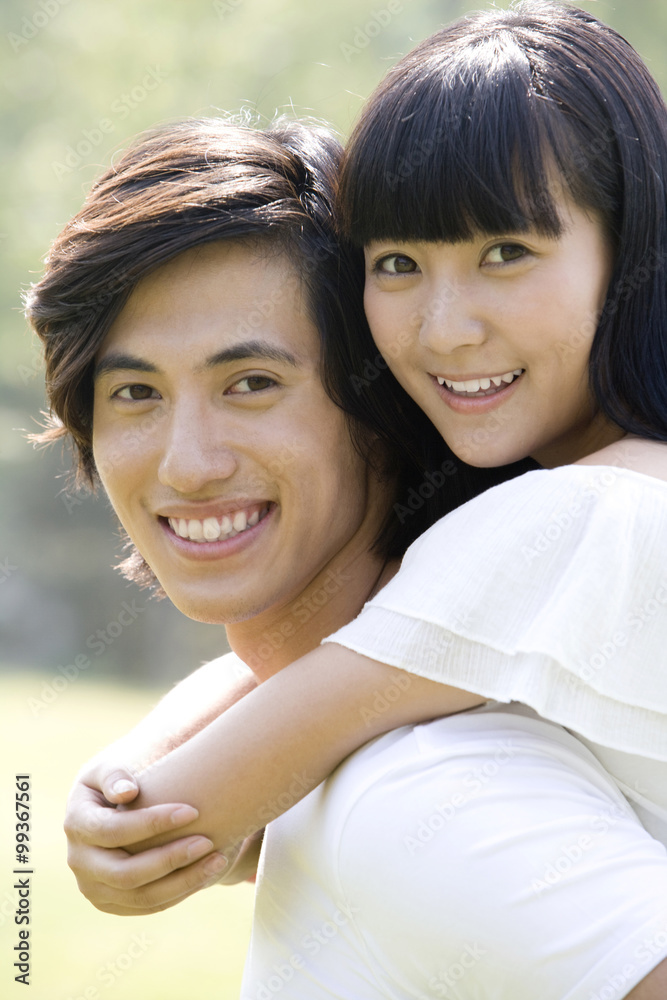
[1,1,665,997]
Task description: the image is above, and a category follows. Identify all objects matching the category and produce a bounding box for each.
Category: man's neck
[225,543,398,681]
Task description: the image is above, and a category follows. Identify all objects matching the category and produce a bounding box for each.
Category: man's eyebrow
[93,340,302,381]
[199,340,301,371]
[93,353,158,380]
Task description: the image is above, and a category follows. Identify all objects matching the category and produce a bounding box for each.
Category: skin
[363,196,623,469]
[92,240,384,650]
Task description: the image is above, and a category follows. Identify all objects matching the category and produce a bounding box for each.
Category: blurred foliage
[2,0,666,686]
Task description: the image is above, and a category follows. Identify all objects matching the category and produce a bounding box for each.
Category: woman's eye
[375,254,419,275]
[484,243,527,264]
[228,376,276,394]
[114,384,157,400]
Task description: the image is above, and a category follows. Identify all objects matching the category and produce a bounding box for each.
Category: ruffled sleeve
[327,466,667,761]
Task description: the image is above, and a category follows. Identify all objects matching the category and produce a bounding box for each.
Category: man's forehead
[95,242,319,377]
[139,238,303,289]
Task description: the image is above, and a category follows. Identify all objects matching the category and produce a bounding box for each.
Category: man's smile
[156,501,277,564]
[165,502,272,543]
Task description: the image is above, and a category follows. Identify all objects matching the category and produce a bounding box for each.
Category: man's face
[92,242,373,624]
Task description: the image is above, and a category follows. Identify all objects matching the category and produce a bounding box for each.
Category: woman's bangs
[345,48,566,245]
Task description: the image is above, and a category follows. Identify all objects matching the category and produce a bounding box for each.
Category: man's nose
[157,404,238,493]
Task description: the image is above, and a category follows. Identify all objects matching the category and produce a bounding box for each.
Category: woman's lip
[430,371,523,413]
[158,504,274,560]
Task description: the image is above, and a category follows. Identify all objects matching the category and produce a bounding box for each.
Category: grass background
[0,671,255,1000]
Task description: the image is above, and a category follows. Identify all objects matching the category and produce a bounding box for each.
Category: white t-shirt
[327,465,667,846]
[241,704,667,999]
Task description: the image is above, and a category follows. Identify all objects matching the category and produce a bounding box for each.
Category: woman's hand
[64,767,229,915]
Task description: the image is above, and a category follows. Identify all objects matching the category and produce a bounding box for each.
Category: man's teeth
[436,369,523,394]
[168,507,265,543]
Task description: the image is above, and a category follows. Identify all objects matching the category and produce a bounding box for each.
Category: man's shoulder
[317,724,437,817]
[314,709,533,827]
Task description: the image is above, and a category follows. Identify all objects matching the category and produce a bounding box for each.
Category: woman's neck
[531,409,626,469]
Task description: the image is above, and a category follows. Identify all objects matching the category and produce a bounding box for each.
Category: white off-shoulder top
[327,465,667,844]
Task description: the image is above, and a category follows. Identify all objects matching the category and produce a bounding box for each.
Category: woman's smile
[434,368,524,396]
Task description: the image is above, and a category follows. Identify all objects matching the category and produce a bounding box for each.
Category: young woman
[51,3,667,996]
[328,0,667,846]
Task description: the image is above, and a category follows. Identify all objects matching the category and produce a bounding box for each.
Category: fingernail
[170,805,198,825]
[203,853,228,876]
[112,779,137,795]
[186,838,214,861]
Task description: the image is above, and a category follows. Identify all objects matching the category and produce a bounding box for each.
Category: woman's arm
[89,654,257,797]
[126,644,484,855]
[64,654,257,913]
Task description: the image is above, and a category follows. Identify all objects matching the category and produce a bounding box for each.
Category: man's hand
[64,771,229,915]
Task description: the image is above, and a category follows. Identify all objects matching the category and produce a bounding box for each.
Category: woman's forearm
[127,643,484,856]
[88,655,257,779]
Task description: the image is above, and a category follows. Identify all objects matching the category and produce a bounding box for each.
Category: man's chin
[164,589,272,627]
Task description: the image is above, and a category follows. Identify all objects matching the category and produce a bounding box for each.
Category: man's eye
[114,384,157,400]
[484,243,527,264]
[374,254,419,275]
[228,376,276,394]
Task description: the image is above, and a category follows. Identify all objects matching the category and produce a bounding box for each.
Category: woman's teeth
[436,369,523,396]
[167,506,266,543]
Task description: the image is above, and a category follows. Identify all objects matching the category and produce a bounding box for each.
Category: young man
[31,119,667,999]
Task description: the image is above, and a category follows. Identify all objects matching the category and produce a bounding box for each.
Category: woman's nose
[416,280,488,354]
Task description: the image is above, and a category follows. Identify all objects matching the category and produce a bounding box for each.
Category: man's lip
[154,498,274,519]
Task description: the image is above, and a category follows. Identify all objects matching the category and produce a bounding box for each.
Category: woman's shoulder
[377,454,667,657]
[408,453,667,562]
[330,442,667,763]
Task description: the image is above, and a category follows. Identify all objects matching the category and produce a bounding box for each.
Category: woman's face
[363,195,621,468]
